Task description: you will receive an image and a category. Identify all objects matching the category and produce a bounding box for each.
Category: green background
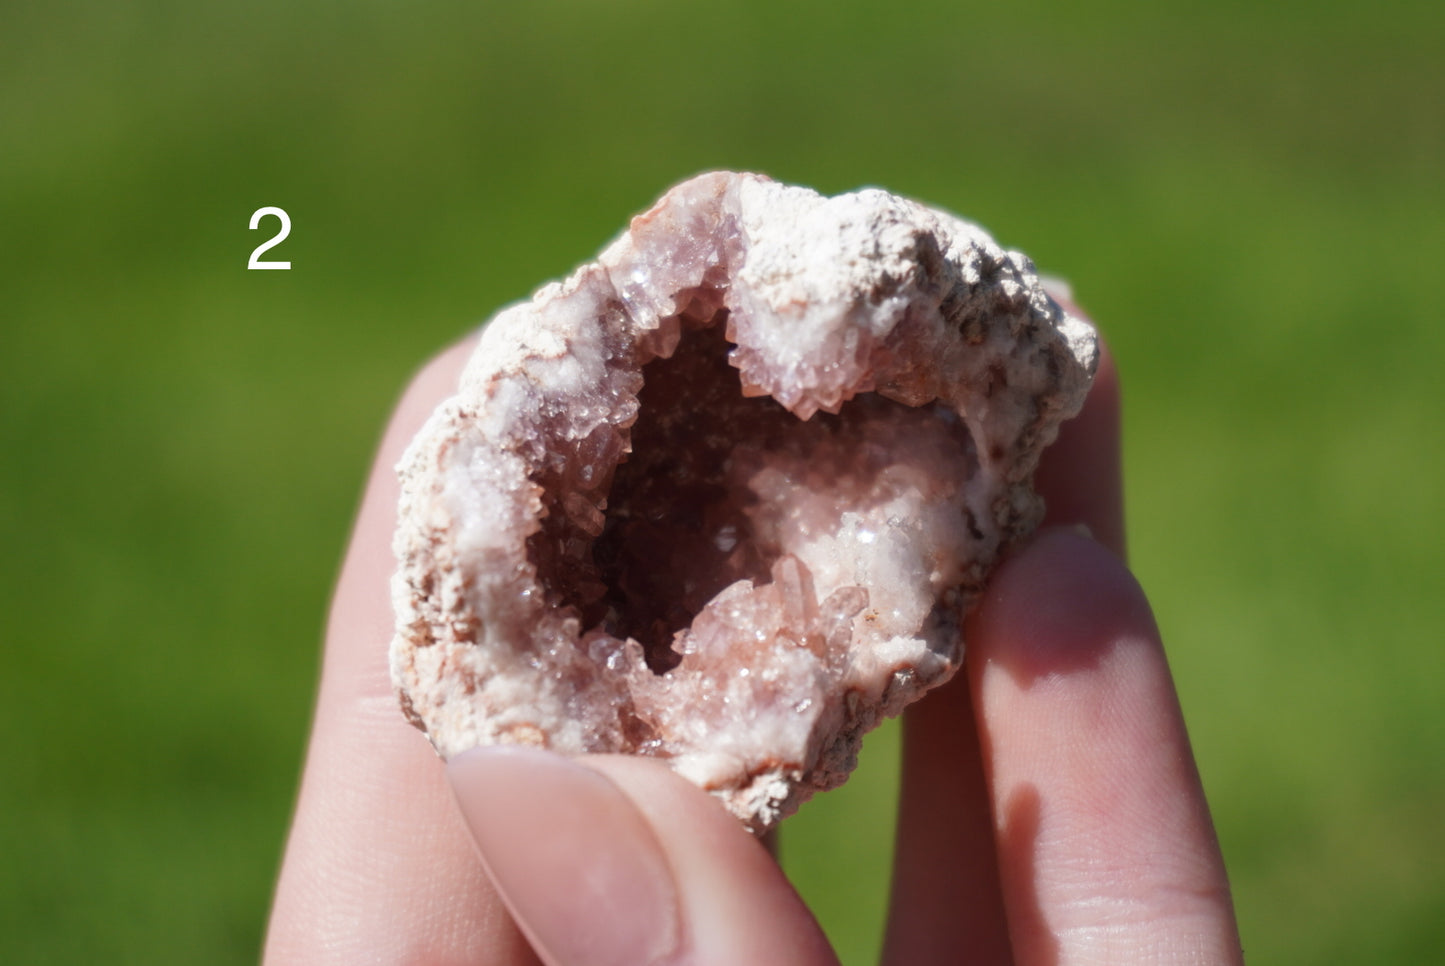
[2,1,1441,962]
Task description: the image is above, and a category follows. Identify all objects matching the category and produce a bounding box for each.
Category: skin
[263,306,1244,966]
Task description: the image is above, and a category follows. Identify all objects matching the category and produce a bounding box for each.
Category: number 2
[248,207,292,270]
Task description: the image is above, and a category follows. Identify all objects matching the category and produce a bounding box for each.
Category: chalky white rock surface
[391,172,1097,832]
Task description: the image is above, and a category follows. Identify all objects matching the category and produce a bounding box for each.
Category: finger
[447,747,841,966]
[882,673,1013,965]
[1034,340,1125,558]
[970,529,1242,964]
[264,337,543,965]
[884,326,1123,966]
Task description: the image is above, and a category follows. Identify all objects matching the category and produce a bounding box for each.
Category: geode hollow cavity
[391,172,1097,832]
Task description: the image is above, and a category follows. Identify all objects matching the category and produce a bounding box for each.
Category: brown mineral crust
[391,171,1097,832]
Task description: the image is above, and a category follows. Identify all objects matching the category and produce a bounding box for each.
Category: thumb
[447,746,840,966]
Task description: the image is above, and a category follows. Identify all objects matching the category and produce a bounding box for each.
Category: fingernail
[1038,273,1074,302]
[447,746,681,966]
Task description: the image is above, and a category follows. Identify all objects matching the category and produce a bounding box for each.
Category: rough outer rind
[391,172,1097,833]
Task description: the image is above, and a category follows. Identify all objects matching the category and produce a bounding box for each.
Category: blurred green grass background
[2,0,1440,962]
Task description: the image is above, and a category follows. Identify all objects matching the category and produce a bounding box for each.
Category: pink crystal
[391,172,1097,831]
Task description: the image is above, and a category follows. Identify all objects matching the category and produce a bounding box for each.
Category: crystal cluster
[391,172,1097,831]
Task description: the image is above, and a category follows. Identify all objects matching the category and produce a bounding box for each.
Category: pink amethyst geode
[390,172,1098,832]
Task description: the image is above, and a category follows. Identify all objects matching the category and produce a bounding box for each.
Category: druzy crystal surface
[391,172,1097,831]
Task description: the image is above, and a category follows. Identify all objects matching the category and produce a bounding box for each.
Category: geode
[391,172,1097,832]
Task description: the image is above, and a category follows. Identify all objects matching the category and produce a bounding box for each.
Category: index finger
[263,336,543,966]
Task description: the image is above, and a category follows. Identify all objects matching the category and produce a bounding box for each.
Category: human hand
[263,311,1244,965]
